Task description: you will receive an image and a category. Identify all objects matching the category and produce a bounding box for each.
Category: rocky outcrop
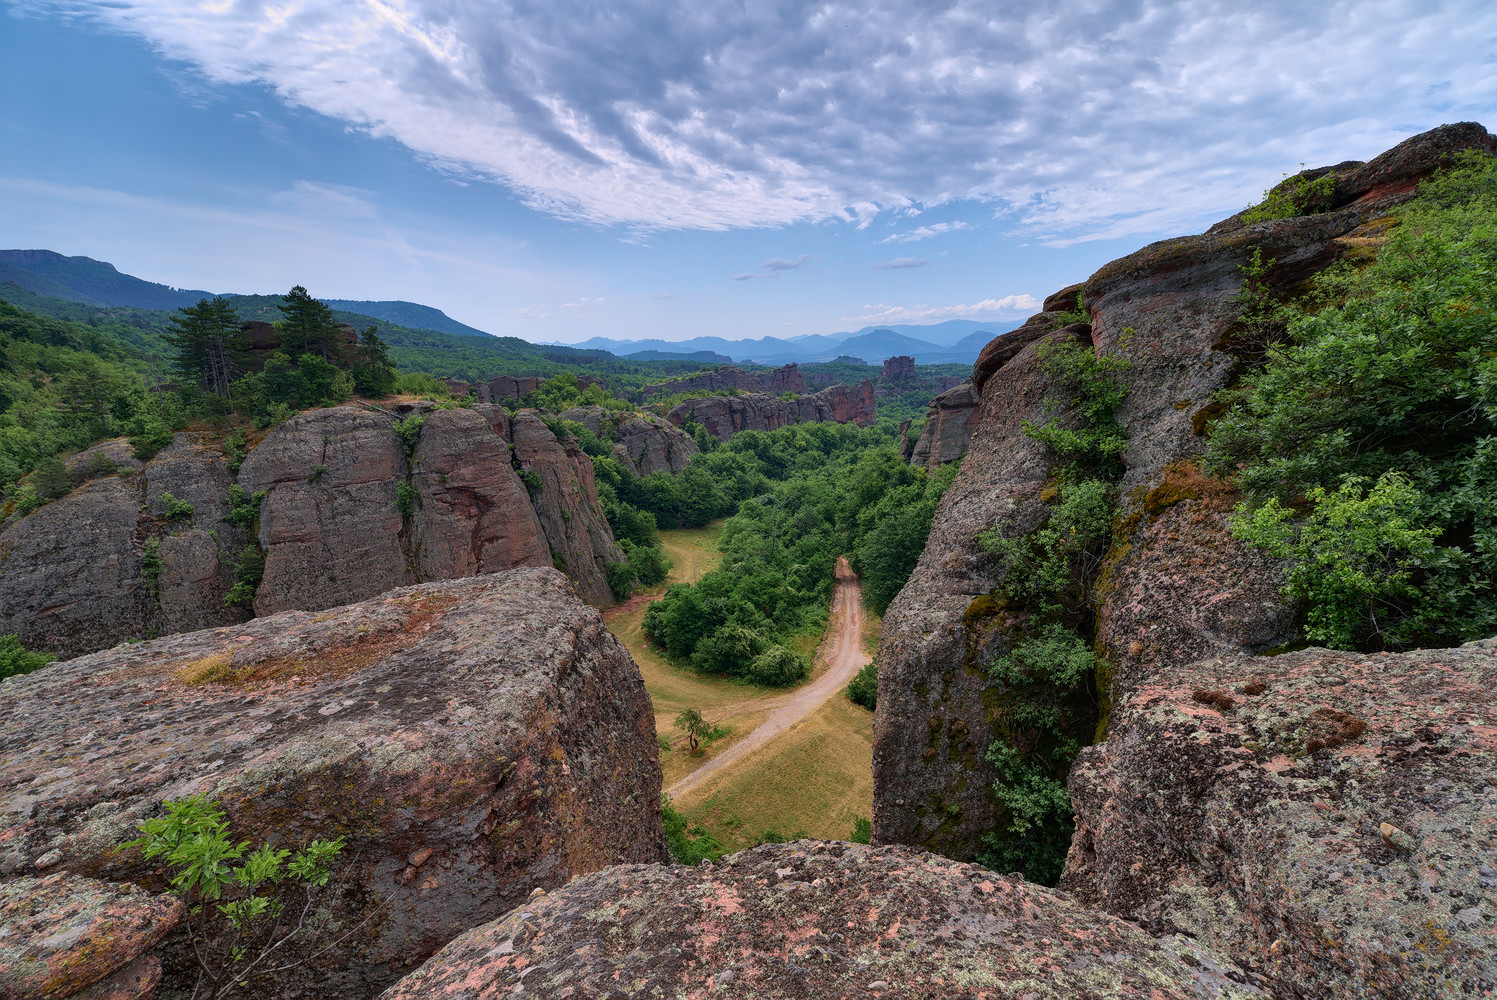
[509,411,623,605]
[437,376,544,403]
[872,123,1497,859]
[0,569,667,999]
[1064,639,1497,1000]
[410,408,551,580]
[881,354,916,381]
[559,406,700,476]
[667,381,876,441]
[238,407,411,616]
[0,435,248,659]
[0,875,182,1000]
[905,380,980,471]
[380,841,1265,1000]
[643,363,805,398]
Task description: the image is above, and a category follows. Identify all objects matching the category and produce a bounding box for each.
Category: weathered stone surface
[873,123,1497,861]
[380,842,1264,1000]
[905,380,979,471]
[239,407,411,616]
[1064,638,1497,1000]
[0,478,150,659]
[881,354,917,381]
[410,408,550,581]
[667,381,876,441]
[0,874,181,1000]
[0,569,667,999]
[145,434,246,636]
[559,406,700,477]
[761,363,806,395]
[510,412,623,606]
[873,330,1073,859]
[61,439,143,479]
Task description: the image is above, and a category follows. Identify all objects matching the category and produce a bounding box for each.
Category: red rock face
[906,380,980,471]
[666,381,875,441]
[378,842,1266,1000]
[1064,639,1497,1000]
[880,354,916,381]
[0,569,667,1000]
[873,122,1497,860]
[0,876,182,1000]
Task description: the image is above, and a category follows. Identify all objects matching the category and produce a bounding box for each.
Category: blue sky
[2,1,1495,344]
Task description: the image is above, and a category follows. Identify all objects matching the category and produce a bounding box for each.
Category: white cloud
[22,0,1497,240]
[871,257,929,270]
[843,295,1041,325]
[880,222,972,243]
[732,272,755,281]
[761,255,812,272]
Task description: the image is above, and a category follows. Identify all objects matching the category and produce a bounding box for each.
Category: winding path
[666,556,871,798]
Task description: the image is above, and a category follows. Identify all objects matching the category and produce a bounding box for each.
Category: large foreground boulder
[1063,638,1497,1000]
[380,841,1266,999]
[0,568,666,999]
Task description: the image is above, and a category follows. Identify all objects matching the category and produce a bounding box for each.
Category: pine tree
[350,326,397,396]
[279,286,343,360]
[164,297,246,398]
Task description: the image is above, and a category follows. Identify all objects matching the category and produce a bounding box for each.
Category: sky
[1,1,1494,345]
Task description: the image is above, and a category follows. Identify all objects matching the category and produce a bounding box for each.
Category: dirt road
[666,555,871,799]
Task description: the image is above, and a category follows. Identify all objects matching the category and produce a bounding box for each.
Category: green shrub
[222,485,266,530]
[222,429,248,473]
[746,645,809,686]
[662,795,726,865]
[0,633,55,679]
[518,468,541,496]
[1241,168,1337,225]
[846,662,877,710]
[849,817,872,844]
[605,560,636,600]
[1021,336,1130,480]
[395,481,418,518]
[160,491,194,520]
[117,795,350,999]
[224,545,265,607]
[30,456,73,501]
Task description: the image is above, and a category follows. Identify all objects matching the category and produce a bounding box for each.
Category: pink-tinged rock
[906,379,980,471]
[238,406,411,615]
[379,842,1266,1000]
[0,874,181,1000]
[1064,638,1497,1000]
[667,382,876,442]
[0,568,666,999]
[509,411,623,606]
[411,408,550,579]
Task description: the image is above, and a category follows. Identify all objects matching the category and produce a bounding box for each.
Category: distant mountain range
[0,249,1016,366]
[562,319,1014,366]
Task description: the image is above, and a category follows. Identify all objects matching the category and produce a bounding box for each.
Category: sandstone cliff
[0,434,249,659]
[379,841,1265,999]
[904,379,980,471]
[873,123,1497,859]
[0,569,667,999]
[642,363,805,398]
[560,405,699,476]
[666,380,876,441]
[1,404,629,658]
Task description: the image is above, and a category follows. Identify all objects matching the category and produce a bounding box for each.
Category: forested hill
[0,249,214,310]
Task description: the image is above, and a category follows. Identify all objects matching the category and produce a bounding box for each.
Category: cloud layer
[20,0,1497,238]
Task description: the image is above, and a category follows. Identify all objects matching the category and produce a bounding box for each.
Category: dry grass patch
[673,694,874,849]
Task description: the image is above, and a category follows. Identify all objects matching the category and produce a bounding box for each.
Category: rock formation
[904,379,980,471]
[0,875,182,1000]
[881,354,916,381]
[560,405,699,476]
[0,569,667,999]
[666,381,876,441]
[642,363,806,398]
[1061,638,1497,999]
[508,411,623,606]
[2,405,628,659]
[379,841,1265,999]
[873,123,1497,859]
[0,434,249,659]
[437,375,544,403]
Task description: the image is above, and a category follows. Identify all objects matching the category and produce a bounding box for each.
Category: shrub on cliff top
[0,633,54,680]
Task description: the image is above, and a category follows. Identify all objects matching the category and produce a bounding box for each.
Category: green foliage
[139,538,162,593]
[1021,336,1130,479]
[164,297,246,398]
[662,795,726,864]
[393,371,452,399]
[1053,292,1088,326]
[278,285,344,360]
[1241,168,1337,225]
[746,645,810,686]
[980,478,1114,617]
[1232,473,1450,650]
[395,481,418,518]
[518,468,541,496]
[222,484,266,530]
[394,413,425,459]
[31,456,74,500]
[118,794,348,999]
[350,326,398,396]
[846,661,877,710]
[1209,151,1497,650]
[674,707,714,754]
[849,817,872,844]
[223,429,248,473]
[224,545,265,607]
[160,491,194,520]
[0,633,55,679]
[605,559,637,601]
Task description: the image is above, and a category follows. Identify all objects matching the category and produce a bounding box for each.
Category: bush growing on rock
[0,632,54,679]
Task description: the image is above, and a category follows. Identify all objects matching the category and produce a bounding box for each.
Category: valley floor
[602,524,877,848]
